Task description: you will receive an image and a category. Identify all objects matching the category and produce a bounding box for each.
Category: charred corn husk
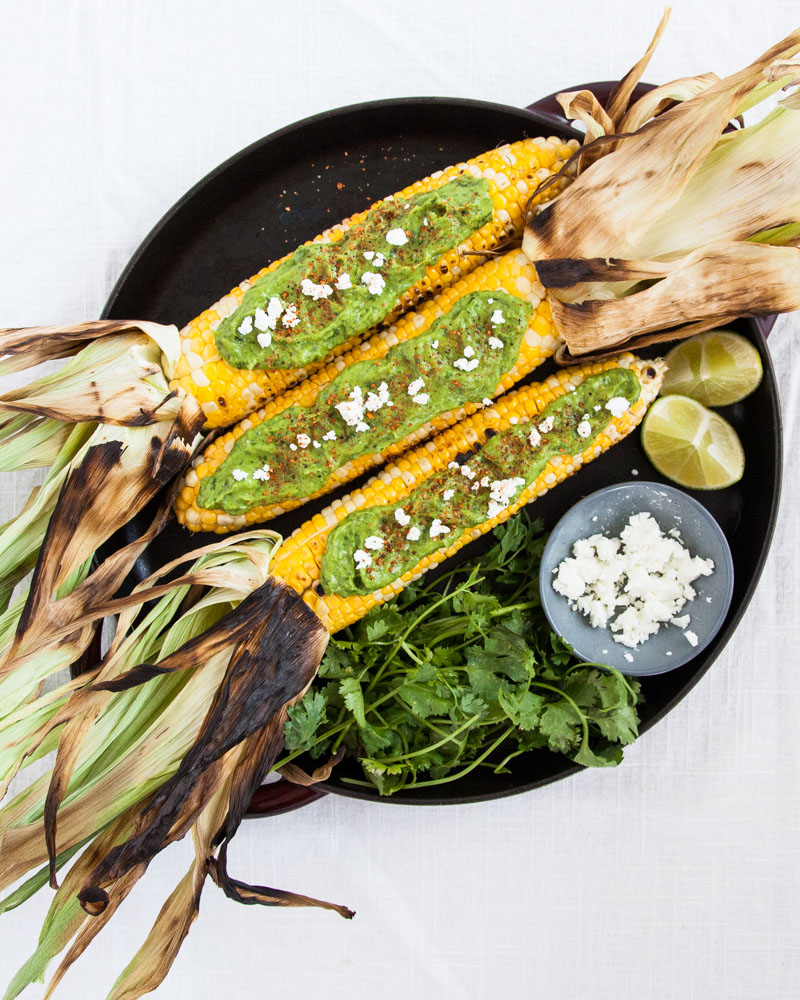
[170,137,578,427]
[268,355,664,634]
[176,249,562,532]
[521,30,800,359]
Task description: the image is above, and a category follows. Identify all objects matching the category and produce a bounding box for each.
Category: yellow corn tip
[268,355,662,634]
[169,136,580,430]
[176,249,560,533]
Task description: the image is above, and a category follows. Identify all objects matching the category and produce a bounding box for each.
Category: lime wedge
[641,395,745,490]
[661,330,763,406]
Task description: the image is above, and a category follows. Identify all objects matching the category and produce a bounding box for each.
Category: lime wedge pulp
[641,395,745,490]
[660,330,763,407]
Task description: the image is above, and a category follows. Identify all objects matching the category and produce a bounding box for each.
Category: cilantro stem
[372,713,481,765]
[491,600,539,616]
[394,725,515,790]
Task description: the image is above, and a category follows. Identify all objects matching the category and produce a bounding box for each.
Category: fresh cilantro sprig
[280,514,642,796]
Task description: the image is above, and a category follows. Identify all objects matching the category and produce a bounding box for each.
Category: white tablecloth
[0,2,798,997]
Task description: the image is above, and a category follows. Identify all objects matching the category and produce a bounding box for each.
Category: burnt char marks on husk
[16,440,125,636]
[78,579,329,910]
[535,257,626,287]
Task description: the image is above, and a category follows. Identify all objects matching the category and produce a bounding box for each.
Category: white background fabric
[0,1,798,997]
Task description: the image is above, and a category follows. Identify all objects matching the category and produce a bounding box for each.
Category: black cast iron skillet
[95,86,782,814]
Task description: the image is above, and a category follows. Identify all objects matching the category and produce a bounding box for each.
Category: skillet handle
[525,81,778,342]
[246,779,326,819]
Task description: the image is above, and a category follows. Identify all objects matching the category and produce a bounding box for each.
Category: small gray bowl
[539,482,735,676]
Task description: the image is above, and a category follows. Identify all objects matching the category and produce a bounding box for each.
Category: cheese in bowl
[539,482,735,676]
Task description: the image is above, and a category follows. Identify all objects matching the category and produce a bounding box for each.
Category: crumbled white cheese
[443,489,455,501]
[538,416,554,433]
[231,468,248,481]
[429,518,451,538]
[334,386,366,427]
[528,427,542,448]
[385,228,408,246]
[490,309,505,324]
[257,331,272,348]
[552,512,715,649]
[335,273,352,290]
[363,251,375,260]
[252,464,271,481]
[296,434,311,449]
[670,614,690,629]
[431,340,439,348]
[488,336,504,350]
[406,525,421,541]
[605,396,630,418]
[408,377,425,397]
[253,306,270,331]
[289,443,298,451]
[282,304,299,328]
[312,440,321,449]
[576,420,592,439]
[256,296,284,330]
[364,382,391,412]
[464,346,475,358]
[454,357,479,372]
[460,465,476,480]
[237,315,253,336]
[684,629,699,647]
[448,461,460,470]
[394,508,411,526]
[482,398,493,407]
[373,252,386,268]
[322,430,337,442]
[354,549,372,570]
[361,271,385,295]
[412,393,429,405]
[300,278,333,300]
[487,478,525,520]
[364,535,384,551]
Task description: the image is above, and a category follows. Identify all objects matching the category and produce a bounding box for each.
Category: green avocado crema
[319,368,643,597]
[214,176,494,372]
[197,290,532,515]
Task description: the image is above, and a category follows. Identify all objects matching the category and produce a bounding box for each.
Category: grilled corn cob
[268,355,665,633]
[170,136,578,427]
[176,249,561,532]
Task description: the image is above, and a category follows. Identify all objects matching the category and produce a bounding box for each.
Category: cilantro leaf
[339,677,367,728]
[537,699,583,753]
[396,682,453,719]
[498,689,545,731]
[319,643,356,679]
[283,691,328,751]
